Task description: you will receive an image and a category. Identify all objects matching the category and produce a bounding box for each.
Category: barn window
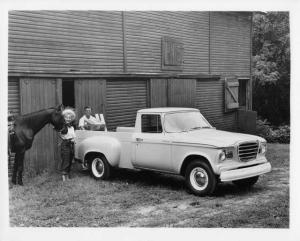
[161,36,184,71]
[141,114,162,133]
[238,78,249,110]
[224,77,250,112]
[62,80,75,108]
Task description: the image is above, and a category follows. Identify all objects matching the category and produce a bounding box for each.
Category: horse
[9,105,66,185]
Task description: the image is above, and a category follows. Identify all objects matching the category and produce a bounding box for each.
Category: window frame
[141,114,163,134]
[161,36,184,71]
[238,77,250,111]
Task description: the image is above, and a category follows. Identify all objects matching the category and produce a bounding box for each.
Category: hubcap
[92,158,104,177]
[190,167,209,191]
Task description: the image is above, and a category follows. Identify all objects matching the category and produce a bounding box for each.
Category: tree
[252,12,290,125]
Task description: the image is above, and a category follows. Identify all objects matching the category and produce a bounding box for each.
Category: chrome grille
[238,142,259,161]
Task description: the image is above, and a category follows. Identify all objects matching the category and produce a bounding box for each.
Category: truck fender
[178,151,217,175]
[77,136,121,167]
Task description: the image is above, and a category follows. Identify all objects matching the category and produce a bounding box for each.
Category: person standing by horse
[10,105,65,185]
[59,108,76,181]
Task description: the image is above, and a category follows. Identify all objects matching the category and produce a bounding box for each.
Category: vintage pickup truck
[74,108,271,196]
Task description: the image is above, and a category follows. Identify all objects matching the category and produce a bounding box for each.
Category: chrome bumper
[220,162,272,182]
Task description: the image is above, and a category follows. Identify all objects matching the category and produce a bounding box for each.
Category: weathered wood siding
[150,79,168,107]
[195,78,237,131]
[8,77,20,114]
[8,11,251,77]
[150,78,196,108]
[8,11,124,73]
[8,78,20,178]
[210,12,251,77]
[7,11,253,176]
[20,78,60,176]
[106,79,148,130]
[125,11,209,74]
[74,79,106,119]
[205,12,251,130]
[168,79,196,107]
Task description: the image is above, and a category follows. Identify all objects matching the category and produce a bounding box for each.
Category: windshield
[164,111,212,133]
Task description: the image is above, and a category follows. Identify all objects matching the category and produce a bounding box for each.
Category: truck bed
[74,128,136,169]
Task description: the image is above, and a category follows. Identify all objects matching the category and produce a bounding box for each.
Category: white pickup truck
[74,108,271,196]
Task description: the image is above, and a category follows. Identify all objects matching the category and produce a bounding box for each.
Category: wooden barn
[8,11,256,175]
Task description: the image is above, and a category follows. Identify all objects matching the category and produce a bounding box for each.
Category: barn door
[168,79,196,107]
[74,79,106,120]
[150,79,168,107]
[106,79,148,130]
[224,77,239,112]
[20,78,61,175]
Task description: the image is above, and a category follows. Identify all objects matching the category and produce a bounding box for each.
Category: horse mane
[16,107,56,121]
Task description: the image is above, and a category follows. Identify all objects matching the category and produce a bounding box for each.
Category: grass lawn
[9,143,289,227]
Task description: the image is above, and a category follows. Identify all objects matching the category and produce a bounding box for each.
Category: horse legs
[17,151,25,185]
[12,152,19,185]
[12,151,25,185]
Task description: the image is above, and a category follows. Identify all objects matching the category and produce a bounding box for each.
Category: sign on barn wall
[161,36,184,71]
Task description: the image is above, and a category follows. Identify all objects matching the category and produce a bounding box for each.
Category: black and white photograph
[1,0,299,240]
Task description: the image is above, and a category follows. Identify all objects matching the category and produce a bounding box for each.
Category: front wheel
[185,160,217,196]
[232,176,259,188]
[89,155,111,180]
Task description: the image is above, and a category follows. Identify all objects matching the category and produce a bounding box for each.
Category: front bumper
[220,162,272,182]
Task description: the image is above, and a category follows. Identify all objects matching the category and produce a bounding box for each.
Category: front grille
[238,142,259,161]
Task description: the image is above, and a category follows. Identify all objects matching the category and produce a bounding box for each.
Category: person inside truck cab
[78,106,106,131]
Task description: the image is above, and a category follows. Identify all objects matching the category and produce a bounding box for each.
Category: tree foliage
[252,12,290,125]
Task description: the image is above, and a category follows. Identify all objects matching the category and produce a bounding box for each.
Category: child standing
[60,108,76,181]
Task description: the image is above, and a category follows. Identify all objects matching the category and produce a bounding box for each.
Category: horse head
[50,104,66,131]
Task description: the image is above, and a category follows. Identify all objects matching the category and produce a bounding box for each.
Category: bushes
[256,119,290,143]
[252,12,290,126]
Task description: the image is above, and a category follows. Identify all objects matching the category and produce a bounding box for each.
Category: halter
[51,107,76,132]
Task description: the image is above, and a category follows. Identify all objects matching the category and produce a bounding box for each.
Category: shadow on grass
[75,164,266,197]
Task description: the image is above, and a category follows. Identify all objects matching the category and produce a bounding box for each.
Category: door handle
[136,138,143,142]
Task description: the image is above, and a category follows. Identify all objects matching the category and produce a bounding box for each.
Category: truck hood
[172,129,265,148]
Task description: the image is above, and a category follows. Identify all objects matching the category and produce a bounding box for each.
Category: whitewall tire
[90,155,111,180]
[185,160,217,196]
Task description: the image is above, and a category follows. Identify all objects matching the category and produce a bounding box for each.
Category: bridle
[53,125,65,132]
[50,112,65,133]
[51,107,76,132]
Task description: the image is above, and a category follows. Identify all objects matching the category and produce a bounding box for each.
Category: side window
[141,115,162,133]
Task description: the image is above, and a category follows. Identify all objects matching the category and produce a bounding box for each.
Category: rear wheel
[185,160,217,196]
[89,155,111,180]
[233,176,259,188]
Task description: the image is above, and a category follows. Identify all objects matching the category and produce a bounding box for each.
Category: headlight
[218,151,226,162]
[225,149,233,159]
[259,142,267,154]
[219,147,234,162]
